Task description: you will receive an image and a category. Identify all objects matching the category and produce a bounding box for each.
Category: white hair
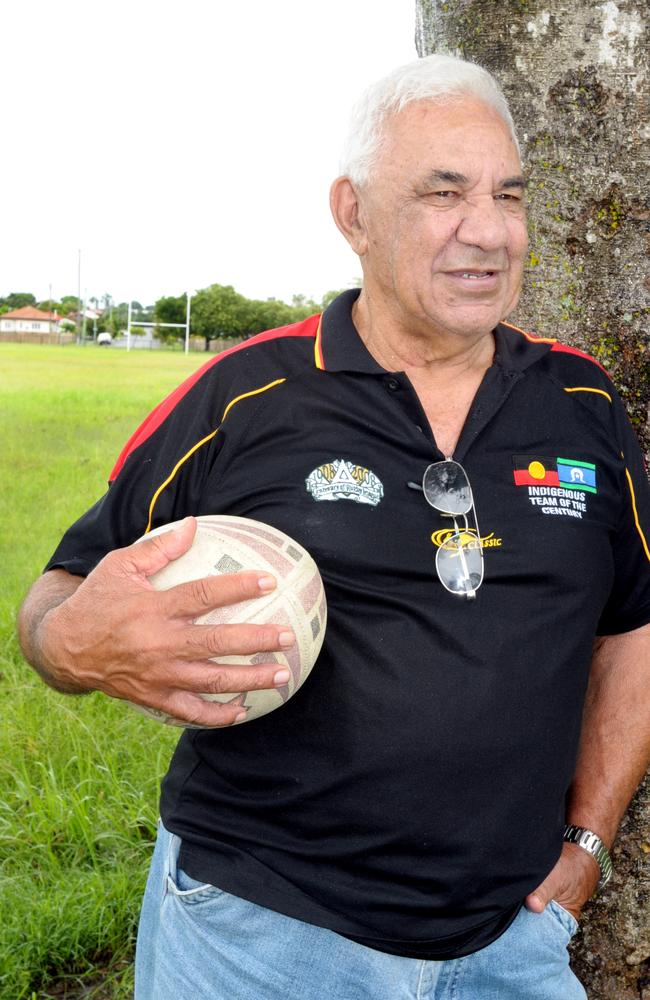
[339,53,519,187]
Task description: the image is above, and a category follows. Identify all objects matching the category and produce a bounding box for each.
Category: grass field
[0,344,215,999]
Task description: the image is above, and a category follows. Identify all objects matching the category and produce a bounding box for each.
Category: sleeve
[596,387,650,635]
[43,364,228,577]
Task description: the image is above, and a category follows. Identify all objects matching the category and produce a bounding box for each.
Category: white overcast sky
[1,1,416,307]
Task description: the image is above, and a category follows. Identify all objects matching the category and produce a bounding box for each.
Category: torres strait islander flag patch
[513,456,598,520]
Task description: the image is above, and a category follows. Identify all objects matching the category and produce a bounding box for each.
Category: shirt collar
[317,289,385,374]
[317,288,553,375]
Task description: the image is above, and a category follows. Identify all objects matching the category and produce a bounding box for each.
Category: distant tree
[192,284,249,351]
[154,294,187,344]
[240,298,296,337]
[131,302,153,324]
[155,294,186,325]
[60,295,80,316]
[109,303,130,335]
[289,293,320,320]
[1,292,36,310]
[38,300,62,314]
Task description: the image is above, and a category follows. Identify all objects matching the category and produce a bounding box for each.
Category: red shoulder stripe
[109,314,321,481]
[550,342,607,373]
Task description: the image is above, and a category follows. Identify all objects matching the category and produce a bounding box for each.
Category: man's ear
[329,176,368,256]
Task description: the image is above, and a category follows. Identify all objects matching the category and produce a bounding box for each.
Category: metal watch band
[563,824,613,888]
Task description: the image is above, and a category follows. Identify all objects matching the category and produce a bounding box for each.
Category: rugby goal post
[126,293,192,353]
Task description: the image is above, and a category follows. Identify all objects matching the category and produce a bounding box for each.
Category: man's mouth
[459,271,492,279]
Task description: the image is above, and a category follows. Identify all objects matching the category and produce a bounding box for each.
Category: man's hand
[525,624,650,924]
[20,517,295,728]
[524,842,600,921]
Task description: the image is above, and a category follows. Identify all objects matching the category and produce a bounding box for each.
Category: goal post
[126,293,192,353]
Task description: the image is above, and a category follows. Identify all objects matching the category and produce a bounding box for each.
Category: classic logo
[305,459,384,506]
[430,528,503,549]
[512,455,597,520]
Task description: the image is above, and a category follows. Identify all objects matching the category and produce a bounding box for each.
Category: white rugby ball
[130,515,326,728]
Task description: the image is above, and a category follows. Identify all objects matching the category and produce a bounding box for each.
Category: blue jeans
[135,821,586,1000]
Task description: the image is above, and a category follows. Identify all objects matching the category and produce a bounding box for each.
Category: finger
[176,621,295,660]
[174,661,292,695]
[159,570,278,618]
[111,517,198,581]
[155,690,252,728]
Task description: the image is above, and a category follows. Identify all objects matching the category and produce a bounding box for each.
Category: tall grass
[0,344,210,999]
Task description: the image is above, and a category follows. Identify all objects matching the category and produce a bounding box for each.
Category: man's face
[355,97,528,341]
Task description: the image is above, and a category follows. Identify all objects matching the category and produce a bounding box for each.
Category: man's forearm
[18,569,88,694]
[567,623,650,848]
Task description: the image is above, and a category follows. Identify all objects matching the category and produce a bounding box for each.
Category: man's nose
[455,196,509,251]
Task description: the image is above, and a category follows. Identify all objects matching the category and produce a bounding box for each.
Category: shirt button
[386,378,400,392]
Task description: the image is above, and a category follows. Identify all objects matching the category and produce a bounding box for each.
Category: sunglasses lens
[436,531,484,597]
[423,461,472,515]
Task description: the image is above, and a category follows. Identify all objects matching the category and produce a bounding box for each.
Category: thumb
[117,516,197,581]
[525,874,557,913]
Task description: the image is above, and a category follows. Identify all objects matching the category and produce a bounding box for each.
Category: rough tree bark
[415,3,648,998]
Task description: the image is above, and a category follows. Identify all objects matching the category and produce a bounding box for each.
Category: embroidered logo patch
[556,458,597,493]
[513,456,559,487]
[512,455,597,520]
[306,459,384,506]
[430,528,503,549]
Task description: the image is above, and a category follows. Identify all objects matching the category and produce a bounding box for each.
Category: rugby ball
[131,515,327,727]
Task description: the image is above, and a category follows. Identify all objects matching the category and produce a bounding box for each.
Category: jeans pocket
[548,899,579,938]
[166,865,227,905]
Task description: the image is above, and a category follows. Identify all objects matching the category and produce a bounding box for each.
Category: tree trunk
[415,4,649,997]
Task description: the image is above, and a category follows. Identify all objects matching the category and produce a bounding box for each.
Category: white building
[0,305,65,333]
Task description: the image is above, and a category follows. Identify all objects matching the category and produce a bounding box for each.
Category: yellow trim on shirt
[564,386,613,403]
[314,316,324,370]
[145,378,286,533]
[624,467,650,563]
[503,321,557,345]
[220,379,286,421]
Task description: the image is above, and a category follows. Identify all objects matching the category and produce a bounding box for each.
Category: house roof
[1,306,60,320]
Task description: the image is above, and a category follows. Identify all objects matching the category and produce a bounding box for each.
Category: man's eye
[496,192,522,202]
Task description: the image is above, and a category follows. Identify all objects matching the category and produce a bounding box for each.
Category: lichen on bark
[415,3,649,997]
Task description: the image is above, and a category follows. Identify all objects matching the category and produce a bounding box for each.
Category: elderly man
[19,54,650,1000]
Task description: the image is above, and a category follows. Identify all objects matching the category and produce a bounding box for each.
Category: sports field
[0,344,212,999]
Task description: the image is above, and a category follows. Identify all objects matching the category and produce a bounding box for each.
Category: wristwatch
[563,824,613,888]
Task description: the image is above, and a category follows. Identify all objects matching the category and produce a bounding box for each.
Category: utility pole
[185,291,191,354]
[76,250,82,345]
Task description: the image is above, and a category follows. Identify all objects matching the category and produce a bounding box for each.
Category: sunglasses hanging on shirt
[408,459,484,600]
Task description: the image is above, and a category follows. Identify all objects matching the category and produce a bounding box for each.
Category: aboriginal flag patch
[513,456,597,493]
[513,456,559,487]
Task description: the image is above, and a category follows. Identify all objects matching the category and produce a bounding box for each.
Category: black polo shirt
[46,289,650,959]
